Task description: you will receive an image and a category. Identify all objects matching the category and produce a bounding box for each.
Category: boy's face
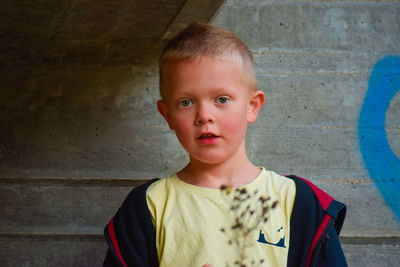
[158,56,264,165]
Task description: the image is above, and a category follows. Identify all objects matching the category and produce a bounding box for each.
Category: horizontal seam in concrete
[254,126,398,132]
[256,72,369,77]
[319,178,373,185]
[0,232,104,241]
[2,177,388,186]
[229,1,400,8]
[1,232,398,245]
[0,178,151,186]
[252,51,347,56]
[251,49,397,57]
[340,236,400,245]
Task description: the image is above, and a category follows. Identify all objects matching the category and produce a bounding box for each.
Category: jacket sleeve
[103,179,159,267]
[103,249,122,267]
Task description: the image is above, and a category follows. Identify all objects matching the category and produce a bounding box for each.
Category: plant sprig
[220,185,278,267]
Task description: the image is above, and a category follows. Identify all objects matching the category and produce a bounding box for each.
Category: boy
[104,22,347,267]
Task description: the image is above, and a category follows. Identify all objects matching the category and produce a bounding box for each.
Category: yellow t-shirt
[146,168,296,267]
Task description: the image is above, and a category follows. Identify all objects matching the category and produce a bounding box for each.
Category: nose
[195,103,215,125]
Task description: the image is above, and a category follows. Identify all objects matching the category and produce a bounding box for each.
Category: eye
[216,96,229,104]
[179,99,193,107]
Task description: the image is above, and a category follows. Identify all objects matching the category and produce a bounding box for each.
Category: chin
[189,152,232,165]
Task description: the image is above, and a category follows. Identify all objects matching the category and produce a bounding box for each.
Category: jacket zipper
[310,219,335,267]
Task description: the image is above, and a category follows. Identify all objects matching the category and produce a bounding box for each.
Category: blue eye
[179,99,193,107]
[216,97,229,104]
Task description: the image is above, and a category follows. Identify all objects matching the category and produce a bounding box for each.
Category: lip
[196,132,221,145]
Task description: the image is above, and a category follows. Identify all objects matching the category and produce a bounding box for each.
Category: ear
[247,90,265,124]
[157,100,175,130]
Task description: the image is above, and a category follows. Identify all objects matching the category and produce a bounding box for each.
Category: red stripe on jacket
[306,215,331,266]
[297,176,334,210]
[107,217,128,267]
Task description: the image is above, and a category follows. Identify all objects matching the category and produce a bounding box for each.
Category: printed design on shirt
[257,227,286,248]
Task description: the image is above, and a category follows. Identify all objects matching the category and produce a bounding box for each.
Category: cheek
[222,117,243,132]
[171,114,193,138]
[221,107,248,133]
[175,124,191,137]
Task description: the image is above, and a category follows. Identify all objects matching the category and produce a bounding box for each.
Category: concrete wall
[1,0,399,266]
[213,2,400,266]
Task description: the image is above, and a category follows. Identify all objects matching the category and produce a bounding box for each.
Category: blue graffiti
[358,55,400,218]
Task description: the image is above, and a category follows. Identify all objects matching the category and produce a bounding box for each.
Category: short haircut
[159,22,257,99]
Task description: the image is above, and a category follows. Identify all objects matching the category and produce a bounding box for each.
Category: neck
[177,146,260,189]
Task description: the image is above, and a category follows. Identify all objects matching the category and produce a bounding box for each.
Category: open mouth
[196,133,220,144]
[197,133,219,139]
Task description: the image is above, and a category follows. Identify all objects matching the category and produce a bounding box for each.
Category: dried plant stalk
[220,185,278,267]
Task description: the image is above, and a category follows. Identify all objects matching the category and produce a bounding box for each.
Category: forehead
[160,56,245,96]
[163,56,241,78]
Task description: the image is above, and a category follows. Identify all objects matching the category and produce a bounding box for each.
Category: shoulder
[146,175,170,194]
[262,169,296,191]
[286,175,319,211]
[285,175,344,222]
[262,169,296,201]
[107,178,160,229]
[285,175,346,218]
[118,175,176,209]
[121,178,160,208]
[146,174,176,203]
[267,170,296,187]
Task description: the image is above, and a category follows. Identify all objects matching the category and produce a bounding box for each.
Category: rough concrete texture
[0,184,133,229]
[1,240,399,266]
[0,239,106,267]
[343,244,400,266]
[1,0,400,266]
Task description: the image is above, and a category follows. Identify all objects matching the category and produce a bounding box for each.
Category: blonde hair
[159,22,257,99]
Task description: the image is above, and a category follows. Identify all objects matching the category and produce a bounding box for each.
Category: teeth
[200,134,215,138]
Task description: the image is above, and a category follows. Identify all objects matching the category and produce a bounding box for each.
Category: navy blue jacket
[104,176,347,267]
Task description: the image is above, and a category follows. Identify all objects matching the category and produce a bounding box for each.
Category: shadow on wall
[0,40,161,177]
[358,55,400,219]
